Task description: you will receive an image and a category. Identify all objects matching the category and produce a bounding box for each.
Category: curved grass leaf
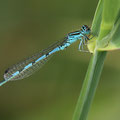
[88,0,120,53]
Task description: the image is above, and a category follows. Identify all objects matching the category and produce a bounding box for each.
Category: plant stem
[72,51,107,120]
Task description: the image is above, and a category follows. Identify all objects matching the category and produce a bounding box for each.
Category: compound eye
[82,25,88,31]
[82,26,85,30]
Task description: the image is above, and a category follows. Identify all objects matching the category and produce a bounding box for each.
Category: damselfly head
[81,25,90,35]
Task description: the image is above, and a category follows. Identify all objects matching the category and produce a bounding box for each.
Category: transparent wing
[4,37,67,81]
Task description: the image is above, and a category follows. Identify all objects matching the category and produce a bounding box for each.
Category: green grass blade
[91,0,103,35]
[72,51,106,120]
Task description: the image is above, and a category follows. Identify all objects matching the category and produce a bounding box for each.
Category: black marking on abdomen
[46,53,49,57]
[32,61,35,65]
[19,68,24,72]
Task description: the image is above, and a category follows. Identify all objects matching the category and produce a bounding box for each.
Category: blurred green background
[0,0,120,120]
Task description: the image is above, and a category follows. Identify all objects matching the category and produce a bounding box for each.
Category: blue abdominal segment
[24,63,33,69]
[49,47,60,55]
[12,71,19,77]
[35,55,46,62]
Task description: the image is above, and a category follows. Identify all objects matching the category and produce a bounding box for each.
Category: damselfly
[0,25,91,86]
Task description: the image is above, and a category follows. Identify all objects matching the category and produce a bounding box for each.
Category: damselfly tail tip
[0,80,8,86]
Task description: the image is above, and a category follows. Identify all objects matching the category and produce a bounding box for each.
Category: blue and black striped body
[1,25,91,86]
